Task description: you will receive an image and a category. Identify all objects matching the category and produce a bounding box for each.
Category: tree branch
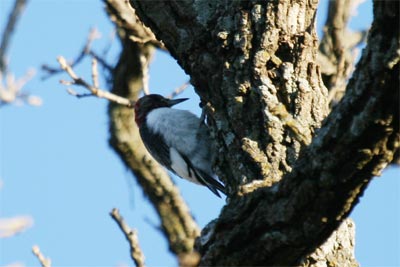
[318,0,367,106]
[104,0,200,257]
[0,0,41,107]
[0,0,27,73]
[200,1,399,265]
[166,81,190,99]
[0,215,33,238]
[0,69,41,107]
[56,56,131,106]
[110,208,146,267]
[41,28,113,79]
[131,0,398,265]
[32,245,51,267]
[301,218,357,267]
[104,0,165,50]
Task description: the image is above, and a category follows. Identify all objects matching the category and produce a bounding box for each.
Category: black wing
[179,153,226,197]
[139,123,172,169]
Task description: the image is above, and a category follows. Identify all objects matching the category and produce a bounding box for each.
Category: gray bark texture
[106,0,399,266]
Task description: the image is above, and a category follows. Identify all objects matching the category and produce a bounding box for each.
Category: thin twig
[110,208,146,267]
[102,30,116,56]
[129,35,155,44]
[140,55,150,95]
[167,81,190,99]
[88,49,113,72]
[0,216,33,238]
[0,69,41,106]
[66,88,93,98]
[32,245,51,267]
[0,0,28,73]
[0,0,41,107]
[41,28,105,79]
[57,56,131,106]
[91,58,99,88]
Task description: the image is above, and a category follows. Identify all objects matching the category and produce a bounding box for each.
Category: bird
[133,94,225,197]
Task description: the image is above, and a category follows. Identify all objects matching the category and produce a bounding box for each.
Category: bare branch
[0,0,40,107]
[66,88,93,98]
[104,0,166,50]
[91,58,100,88]
[0,0,28,73]
[56,56,131,106]
[41,28,98,76]
[42,28,112,79]
[0,216,33,238]
[3,261,25,267]
[32,245,51,267]
[106,0,200,257]
[110,208,146,267]
[88,49,113,73]
[140,55,150,95]
[129,35,156,44]
[166,81,190,99]
[318,0,368,106]
[0,69,42,107]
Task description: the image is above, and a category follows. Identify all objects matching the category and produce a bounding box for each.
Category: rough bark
[105,0,199,257]
[131,0,328,193]
[130,0,399,266]
[301,218,357,267]
[318,0,367,107]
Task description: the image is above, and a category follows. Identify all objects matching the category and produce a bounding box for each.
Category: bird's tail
[179,152,226,197]
[195,169,226,198]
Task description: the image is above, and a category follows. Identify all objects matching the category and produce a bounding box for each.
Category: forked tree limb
[130,0,399,265]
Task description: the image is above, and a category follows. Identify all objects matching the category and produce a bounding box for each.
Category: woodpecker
[134,94,225,197]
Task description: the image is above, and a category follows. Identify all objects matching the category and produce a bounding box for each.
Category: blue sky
[0,1,399,266]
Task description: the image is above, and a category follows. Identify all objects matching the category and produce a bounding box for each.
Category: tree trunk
[114,0,400,265]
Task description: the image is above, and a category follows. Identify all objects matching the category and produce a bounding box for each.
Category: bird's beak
[167,98,188,107]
